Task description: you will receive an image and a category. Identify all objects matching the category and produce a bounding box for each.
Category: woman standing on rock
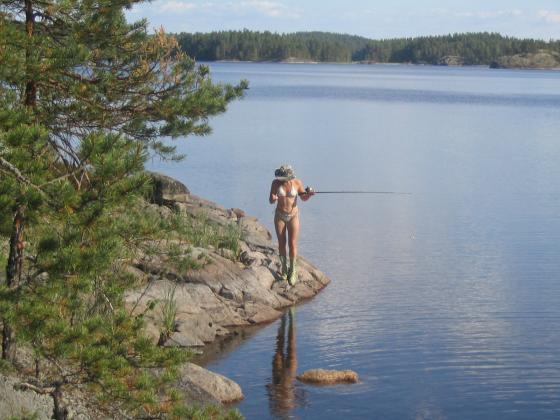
[269,165,314,285]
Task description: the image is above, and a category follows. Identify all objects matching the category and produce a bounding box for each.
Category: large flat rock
[178,363,244,404]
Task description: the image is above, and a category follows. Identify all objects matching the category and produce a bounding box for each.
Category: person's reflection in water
[267,307,308,418]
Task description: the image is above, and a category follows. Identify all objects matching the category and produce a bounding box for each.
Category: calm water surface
[149,63,560,419]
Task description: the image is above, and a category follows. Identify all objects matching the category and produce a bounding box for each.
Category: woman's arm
[297,180,314,201]
[269,181,278,204]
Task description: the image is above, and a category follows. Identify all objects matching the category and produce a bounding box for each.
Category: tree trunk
[2,206,25,360]
[24,0,37,108]
[5,207,25,286]
[52,384,69,420]
[2,0,35,360]
[1,324,13,361]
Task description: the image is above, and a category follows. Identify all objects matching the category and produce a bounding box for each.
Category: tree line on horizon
[176,30,560,65]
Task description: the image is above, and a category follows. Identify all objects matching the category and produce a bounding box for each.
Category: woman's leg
[286,214,300,285]
[274,216,287,256]
[275,215,289,279]
[286,214,299,259]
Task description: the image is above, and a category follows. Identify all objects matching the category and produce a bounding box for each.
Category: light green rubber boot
[280,255,289,281]
[288,257,297,286]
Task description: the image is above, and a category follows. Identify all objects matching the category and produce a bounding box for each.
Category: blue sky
[127,0,560,39]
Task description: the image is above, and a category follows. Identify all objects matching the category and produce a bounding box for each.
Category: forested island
[177,31,560,69]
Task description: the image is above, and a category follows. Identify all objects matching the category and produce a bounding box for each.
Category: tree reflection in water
[267,307,309,418]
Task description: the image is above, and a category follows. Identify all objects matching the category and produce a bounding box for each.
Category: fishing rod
[313,190,411,195]
[304,188,411,195]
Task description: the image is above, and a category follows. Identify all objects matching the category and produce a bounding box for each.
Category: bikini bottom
[275,207,298,223]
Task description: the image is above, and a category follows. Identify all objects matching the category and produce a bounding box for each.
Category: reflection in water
[159,64,560,419]
[267,308,307,418]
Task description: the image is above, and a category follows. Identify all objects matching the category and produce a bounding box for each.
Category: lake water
[149,63,560,419]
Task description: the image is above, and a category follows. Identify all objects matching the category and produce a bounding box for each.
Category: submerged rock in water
[297,369,359,385]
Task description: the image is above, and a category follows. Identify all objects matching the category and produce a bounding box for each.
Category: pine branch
[0,156,47,196]
[15,382,55,394]
[39,165,87,188]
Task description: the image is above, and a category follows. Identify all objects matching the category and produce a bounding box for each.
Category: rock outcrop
[148,171,191,206]
[126,173,330,350]
[124,173,331,406]
[178,363,244,404]
[438,55,464,66]
[1,173,331,417]
[491,50,560,69]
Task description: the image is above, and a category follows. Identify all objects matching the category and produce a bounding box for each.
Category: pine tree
[0,0,246,417]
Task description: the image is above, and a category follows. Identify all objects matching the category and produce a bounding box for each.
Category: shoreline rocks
[438,55,464,66]
[490,50,560,70]
[125,173,331,405]
[0,173,331,416]
[148,172,191,206]
[178,363,244,404]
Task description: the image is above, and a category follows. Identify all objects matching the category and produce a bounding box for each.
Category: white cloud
[239,0,301,19]
[538,10,560,23]
[429,8,524,20]
[454,9,523,19]
[160,1,197,13]
[154,0,300,19]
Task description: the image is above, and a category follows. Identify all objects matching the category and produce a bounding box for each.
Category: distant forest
[176,30,560,65]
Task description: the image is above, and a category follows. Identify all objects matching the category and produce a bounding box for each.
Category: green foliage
[168,245,208,272]
[177,30,560,65]
[0,0,246,417]
[0,247,6,275]
[160,284,178,342]
[0,357,14,373]
[178,30,367,62]
[357,32,560,65]
[171,405,244,420]
[117,202,243,262]
[218,224,243,259]
[165,212,243,258]
[0,156,190,414]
